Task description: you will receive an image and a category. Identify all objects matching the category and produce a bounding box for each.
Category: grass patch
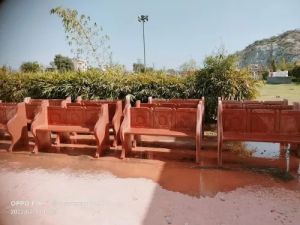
[257,83,300,102]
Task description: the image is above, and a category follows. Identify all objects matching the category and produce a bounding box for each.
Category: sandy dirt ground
[0,167,300,225]
[0,134,300,225]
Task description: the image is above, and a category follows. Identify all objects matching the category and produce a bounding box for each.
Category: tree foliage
[50,7,111,68]
[20,61,41,72]
[54,55,74,72]
[193,54,260,121]
[0,54,261,122]
[289,65,300,81]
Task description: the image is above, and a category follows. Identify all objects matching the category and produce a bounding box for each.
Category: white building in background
[267,70,291,84]
[269,70,289,77]
[72,59,88,72]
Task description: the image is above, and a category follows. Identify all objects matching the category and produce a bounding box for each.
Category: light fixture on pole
[138,15,148,71]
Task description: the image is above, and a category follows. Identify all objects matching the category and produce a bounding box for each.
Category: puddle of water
[244,142,282,159]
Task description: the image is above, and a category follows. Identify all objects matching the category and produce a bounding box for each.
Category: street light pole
[138,15,148,71]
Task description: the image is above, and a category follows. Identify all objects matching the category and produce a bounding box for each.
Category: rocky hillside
[236,29,300,68]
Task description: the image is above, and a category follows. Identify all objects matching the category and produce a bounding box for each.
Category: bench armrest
[217,97,223,140]
[120,103,131,143]
[111,100,123,140]
[94,104,110,151]
[31,101,49,137]
[6,103,28,150]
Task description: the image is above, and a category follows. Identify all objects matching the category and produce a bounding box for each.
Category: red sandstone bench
[24,97,73,145]
[136,97,205,145]
[120,99,205,162]
[31,102,110,157]
[217,98,300,166]
[24,97,72,125]
[76,97,123,146]
[0,102,28,151]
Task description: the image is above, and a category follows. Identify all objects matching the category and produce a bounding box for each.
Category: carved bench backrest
[80,100,118,122]
[25,102,42,121]
[0,103,18,124]
[221,100,300,136]
[279,110,300,134]
[130,107,197,132]
[48,99,66,106]
[47,105,102,128]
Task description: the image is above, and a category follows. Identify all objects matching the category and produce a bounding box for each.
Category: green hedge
[0,70,191,101]
[0,59,259,122]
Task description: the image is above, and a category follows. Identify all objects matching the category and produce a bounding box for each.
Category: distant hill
[236,29,300,68]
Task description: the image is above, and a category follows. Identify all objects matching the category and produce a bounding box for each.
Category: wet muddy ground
[0,132,300,224]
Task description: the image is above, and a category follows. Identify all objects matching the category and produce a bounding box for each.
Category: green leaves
[50,6,111,68]
[20,62,41,73]
[194,54,261,122]
[0,70,191,103]
[0,57,260,122]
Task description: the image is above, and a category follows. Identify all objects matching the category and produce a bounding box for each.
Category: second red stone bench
[31,101,110,157]
[120,99,205,162]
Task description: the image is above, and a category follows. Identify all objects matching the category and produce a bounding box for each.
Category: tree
[54,55,74,72]
[271,59,277,72]
[50,7,111,68]
[277,58,294,71]
[20,61,41,72]
[289,65,300,81]
[193,53,260,121]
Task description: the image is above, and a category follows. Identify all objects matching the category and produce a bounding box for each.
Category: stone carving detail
[67,108,83,126]
[223,110,246,132]
[280,114,300,134]
[49,108,66,125]
[250,111,275,133]
[153,108,173,129]
[175,110,196,131]
[131,108,152,128]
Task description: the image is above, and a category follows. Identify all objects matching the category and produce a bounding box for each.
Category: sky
[0,0,299,70]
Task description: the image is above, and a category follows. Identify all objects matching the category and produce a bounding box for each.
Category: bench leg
[33,130,51,154]
[0,130,5,139]
[8,126,28,152]
[55,132,71,145]
[94,125,110,158]
[112,130,122,147]
[217,137,223,167]
[280,143,288,158]
[196,135,201,163]
[285,144,290,173]
[54,132,61,153]
[112,139,117,148]
[133,135,142,147]
[121,133,132,159]
[95,146,101,158]
[112,130,119,147]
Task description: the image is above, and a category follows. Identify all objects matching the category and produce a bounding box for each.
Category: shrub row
[0,70,191,101]
[0,56,260,122]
